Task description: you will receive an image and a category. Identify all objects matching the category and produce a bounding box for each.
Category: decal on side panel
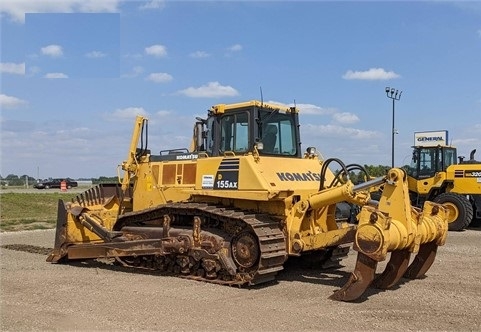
[202,175,214,189]
[214,159,239,190]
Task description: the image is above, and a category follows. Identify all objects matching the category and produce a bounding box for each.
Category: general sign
[414,130,448,147]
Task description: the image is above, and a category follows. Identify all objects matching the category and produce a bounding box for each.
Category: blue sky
[1,0,480,179]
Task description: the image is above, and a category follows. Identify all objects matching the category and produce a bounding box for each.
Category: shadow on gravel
[467,220,481,230]
[273,255,402,302]
[65,256,386,302]
[1,244,423,303]
[1,244,52,255]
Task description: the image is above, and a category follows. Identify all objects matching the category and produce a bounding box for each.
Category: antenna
[260,86,263,107]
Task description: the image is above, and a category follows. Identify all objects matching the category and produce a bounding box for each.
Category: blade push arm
[120,115,148,192]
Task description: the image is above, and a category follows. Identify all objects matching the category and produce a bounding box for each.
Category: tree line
[0,174,118,187]
[1,165,396,187]
[342,164,392,184]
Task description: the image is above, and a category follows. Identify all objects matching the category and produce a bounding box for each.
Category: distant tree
[1,174,36,186]
[92,176,118,184]
[333,165,390,185]
[362,165,390,178]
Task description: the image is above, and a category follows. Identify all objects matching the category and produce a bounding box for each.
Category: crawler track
[113,202,288,286]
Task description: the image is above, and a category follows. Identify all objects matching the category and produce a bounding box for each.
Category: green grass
[0,193,76,232]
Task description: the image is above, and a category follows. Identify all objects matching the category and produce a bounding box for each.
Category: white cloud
[0,94,28,108]
[85,51,107,58]
[452,138,479,146]
[123,53,143,59]
[41,44,63,57]
[178,82,239,98]
[0,62,25,75]
[266,101,337,115]
[74,0,120,13]
[146,72,173,83]
[0,0,120,23]
[303,123,379,140]
[190,51,210,58]
[156,110,171,117]
[271,101,361,127]
[122,66,144,78]
[260,100,290,109]
[139,0,165,10]
[27,66,41,76]
[112,107,148,119]
[332,112,359,124]
[145,44,167,57]
[296,103,337,115]
[342,68,400,80]
[228,44,243,52]
[45,73,68,79]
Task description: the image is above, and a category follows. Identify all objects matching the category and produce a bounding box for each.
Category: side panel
[195,155,331,193]
[409,173,446,196]
[132,153,339,217]
[446,164,481,194]
[132,159,197,211]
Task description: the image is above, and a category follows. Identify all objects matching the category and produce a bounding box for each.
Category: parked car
[34,178,78,189]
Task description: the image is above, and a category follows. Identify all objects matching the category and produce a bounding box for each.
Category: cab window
[205,116,215,155]
[443,148,456,169]
[220,112,249,154]
[260,112,296,156]
[409,147,437,178]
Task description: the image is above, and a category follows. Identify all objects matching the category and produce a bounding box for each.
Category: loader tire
[434,193,473,231]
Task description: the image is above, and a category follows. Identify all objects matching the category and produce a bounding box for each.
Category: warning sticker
[202,175,214,189]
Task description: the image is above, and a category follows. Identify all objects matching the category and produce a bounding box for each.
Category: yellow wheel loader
[406,131,481,231]
[47,101,449,301]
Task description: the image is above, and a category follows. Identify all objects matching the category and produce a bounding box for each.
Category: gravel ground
[1,228,480,331]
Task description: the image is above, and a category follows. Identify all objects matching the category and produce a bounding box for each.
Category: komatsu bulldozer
[407,130,481,231]
[47,100,449,301]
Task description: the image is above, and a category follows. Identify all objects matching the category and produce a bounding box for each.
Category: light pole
[385,87,402,167]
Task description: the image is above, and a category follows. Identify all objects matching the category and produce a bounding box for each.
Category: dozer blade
[329,252,377,302]
[372,249,411,289]
[404,241,438,280]
[46,199,68,263]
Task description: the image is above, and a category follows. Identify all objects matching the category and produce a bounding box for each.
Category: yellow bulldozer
[47,100,449,301]
[406,130,481,231]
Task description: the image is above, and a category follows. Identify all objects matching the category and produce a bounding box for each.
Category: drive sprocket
[232,232,260,269]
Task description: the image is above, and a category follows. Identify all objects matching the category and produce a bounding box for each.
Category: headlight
[306,146,316,156]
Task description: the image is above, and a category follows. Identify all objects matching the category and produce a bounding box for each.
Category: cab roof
[210,100,298,114]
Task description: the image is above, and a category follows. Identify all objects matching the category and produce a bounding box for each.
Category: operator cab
[407,146,457,179]
[195,100,302,158]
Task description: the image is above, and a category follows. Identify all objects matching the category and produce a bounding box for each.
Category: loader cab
[199,101,302,158]
[407,146,457,179]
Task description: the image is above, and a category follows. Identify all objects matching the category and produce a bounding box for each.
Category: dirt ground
[1,228,480,331]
